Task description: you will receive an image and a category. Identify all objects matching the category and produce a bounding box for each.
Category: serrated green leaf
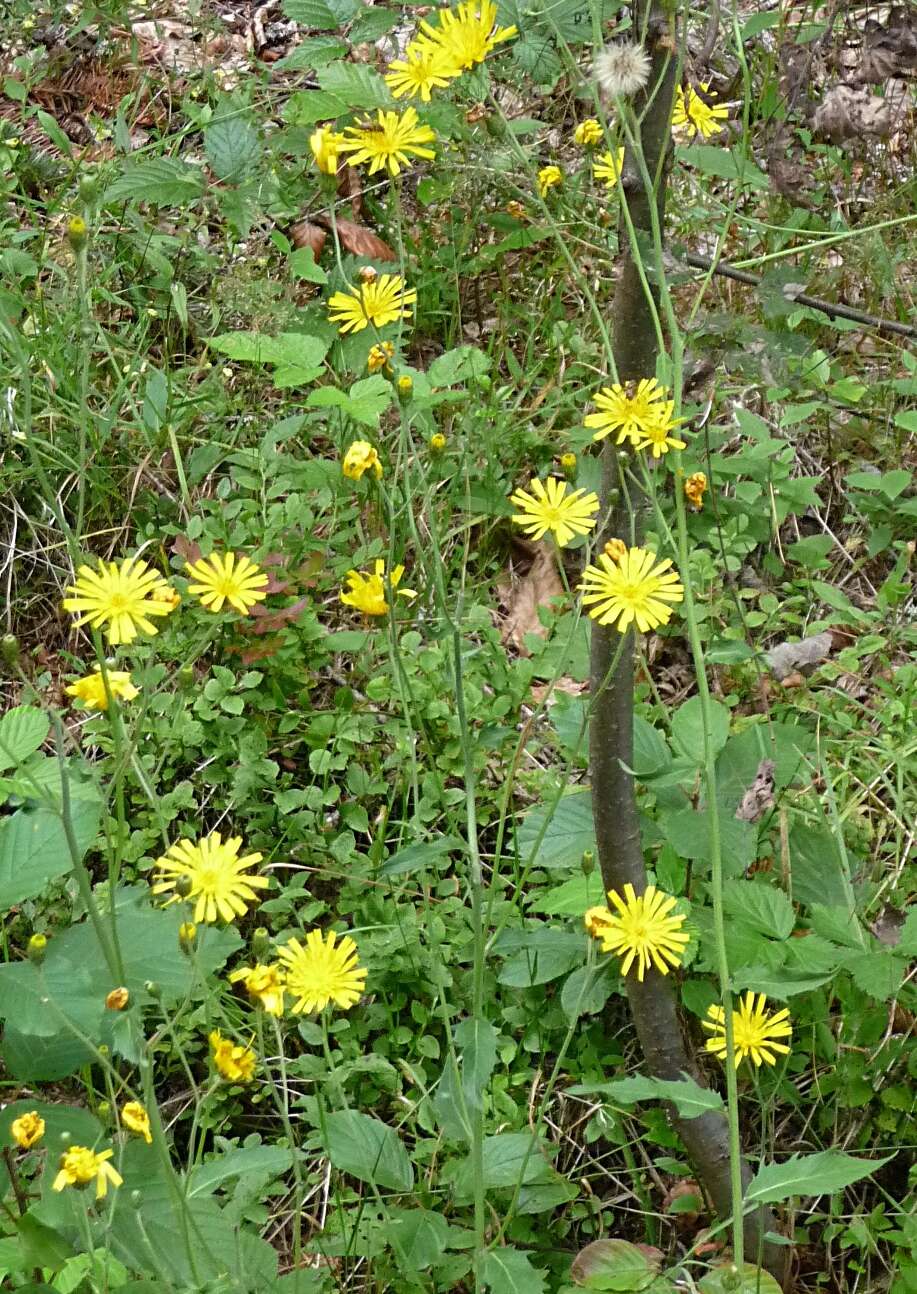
[324,1110,414,1192]
[671,696,730,765]
[204,113,261,181]
[102,159,204,207]
[282,0,358,26]
[428,346,491,386]
[518,791,595,869]
[746,1150,892,1204]
[317,62,393,110]
[0,705,49,770]
[722,880,795,940]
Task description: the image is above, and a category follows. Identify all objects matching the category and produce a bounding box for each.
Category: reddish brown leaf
[171,535,201,564]
[247,597,311,635]
[313,214,397,262]
[290,221,327,258]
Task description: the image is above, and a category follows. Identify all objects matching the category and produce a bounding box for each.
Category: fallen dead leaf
[498,542,564,653]
[764,630,834,680]
[290,221,327,259]
[312,214,397,262]
[735,758,776,824]
[812,82,909,141]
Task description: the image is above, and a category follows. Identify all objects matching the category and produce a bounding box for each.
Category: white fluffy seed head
[594,42,652,99]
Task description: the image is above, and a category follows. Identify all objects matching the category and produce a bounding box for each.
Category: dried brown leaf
[499,543,564,653]
[764,630,834,680]
[812,83,908,141]
[735,758,776,824]
[312,214,397,262]
[290,220,327,259]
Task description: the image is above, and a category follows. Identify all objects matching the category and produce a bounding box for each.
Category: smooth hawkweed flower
[105,987,130,1010]
[327,275,417,335]
[586,883,688,981]
[579,545,684,633]
[418,0,517,71]
[178,921,198,953]
[384,41,457,100]
[228,963,286,1016]
[684,472,708,510]
[559,451,577,480]
[397,374,414,396]
[505,200,526,219]
[594,42,652,98]
[574,118,604,146]
[63,557,177,646]
[604,537,627,563]
[53,1146,123,1199]
[310,125,346,174]
[632,402,687,458]
[342,441,383,482]
[430,432,447,452]
[11,1111,44,1149]
[152,832,268,924]
[703,992,793,1068]
[121,1102,152,1145]
[672,83,729,139]
[209,1030,256,1083]
[184,551,269,615]
[509,477,599,548]
[593,147,625,191]
[584,377,669,446]
[277,929,367,1015]
[339,560,416,617]
[537,164,563,197]
[339,107,435,177]
[65,668,138,712]
[367,341,395,373]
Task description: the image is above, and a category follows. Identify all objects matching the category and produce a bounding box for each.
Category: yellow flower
[593,146,624,190]
[537,164,562,197]
[63,557,178,646]
[505,200,526,220]
[65,667,138,712]
[339,559,416,617]
[418,0,517,71]
[632,402,687,458]
[228,963,286,1016]
[338,107,436,177]
[152,832,269,924]
[277,929,367,1014]
[509,477,599,548]
[684,472,708,511]
[209,1030,256,1083]
[397,374,414,395]
[603,537,627,563]
[53,1146,123,1199]
[105,987,130,1010]
[586,883,688,981]
[309,125,346,174]
[342,441,383,481]
[703,992,792,1068]
[579,545,684,633]
[11,1111,45,1149]
[367,341,395,373]
[121,1101,152,1144]
[184,552,269,615]
[178,921,198,953]
[559,452,577,471]
[384,42,457,101]
[584,377,669,445]
[672,83,729,140]
[574,118,604,146]
[430,433,447,452]
[327,275,417,335]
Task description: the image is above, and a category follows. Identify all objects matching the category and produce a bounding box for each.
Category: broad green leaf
[495,929,584,986]
[282,0,359,27]
[455,1016,497,1108]
[529,871,604,915]
[188,1146,293,1197]
[570,1073,724,1119]
[842,949,905,1001]
[788,822,856,912]
[1,1026,94,1082]
[631,715,671,777]
[17,1214,73,1271]
[699,1264,783,1294]
[715,722,814,813]
[671,696,730,765]
[317,62,393,110]
[0,1100,101,1148]
[661,807,756,874]
[722,880,795,940]
[746,1151,892,1204]
[289,246,328,284]
[428,346,491,386]
[381,835,464,876]
[481,1246,546,1294]
[0,755,101,806]
[0,800,99,908]
[102,159,204,207]
[277,35,348,69]
[204,113,261,181]
[678,144,769,190]
[570,1238,661,1291]
[480,1132,556,1189]
[388,1208,453,1272]
[209,332,328,386]
[0,705,49,770]
[730,967,832,998]
[306,374,393,425]
[323,1110,414,1192]
[518,791,595,869]
[560,962,618,1021]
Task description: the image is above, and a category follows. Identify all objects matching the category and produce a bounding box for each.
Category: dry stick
[589,7,789,1286]
[683,250,917,339]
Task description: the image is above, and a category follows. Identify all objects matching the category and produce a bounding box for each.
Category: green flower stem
[261,1014,307,1276]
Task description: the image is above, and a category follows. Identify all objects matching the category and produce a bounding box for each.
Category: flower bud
[604,538,627,564]
[581,850,595,876]
[252,927,271,958]
[27,933,48,963]
[105,987,130,1010]
[144,981,161,999]
[177,665,195,688]
[359,265,377,283]
[1,634,18,667]
[560,452,577,480]
[178,922,197,954]
[97,1101,111,1119]
[430,433,446,453]
[66,216,88,251]
[174,874,193,898]
[397,375,413,399]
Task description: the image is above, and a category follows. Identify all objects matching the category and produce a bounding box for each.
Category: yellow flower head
[703,992,792,1068]
[53,1146,123,1199]
[537,164,562,198]
[574,118,604,147]
[65,668,138,712]
[559,451,577,471]
[593,146,624,191]
[367,341,395,373]
[310,125,346,175]
[579,545,684,634]
[397,374,414,395]
[209,1030,257,1083]
[105,987,130,1011]
[277,928,367,1015]
[121,1101,152,1144]
[418,0,517,71]
[63,557,177,646]
[338,107,436,177]
[632,402,687,458]
[509,477,599,548]
[672,83,729,140]
[684,471,708,511]
[327,275,417,335]
[586,883,688,981]
[228,962,286,1016]
[584,377,669,446]
[339,559,415,617]
[604,537,627,563]
[151,831,268,924]
[430,432,447,452]
[384,41,458,101]
[178,921,198,952]
[342,440,383,482]
[184,551,269,615]
[11,1111,45,1149]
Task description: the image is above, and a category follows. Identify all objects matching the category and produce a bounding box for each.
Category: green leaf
[428,346,491,386]
[495,929,584,986]
[188,1146,293,1197]
[1,1027,94,1082]
[282,0,359,27]
[631,715,671,777]
[323,1110,414,1192]
[204,113,261,181]
[722,880,795,940]
[570,1073,724,1119]
[306,374,393,426]
[845,468,912,500]
[102,159,204,207]
[277,35,348,69]
[842,949,905,1001]
[699,1264,784,1294]
[289,246,328,284]
[518,791,595,870]
[381,835,464,876]
[0,800,99,908]
[317,63,393,110]
[677,144,769,190]
[481,1246,546,1294]
[0,1100,101,1148]
[788,822,856,912]
[388,1208,453,1272]
[671,696,730,765]
[660,808,756,874]
[715,722,814,814]
[455,1016,497,1109]
[570,1238,661,1291]
[480,1133,556,1188]
[17,1214,74,1271]
[209,332,328,386]
[746,1151,892,1204]
[529,871,604,915]
[561,962,618,1021]
[0,705,49,771]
